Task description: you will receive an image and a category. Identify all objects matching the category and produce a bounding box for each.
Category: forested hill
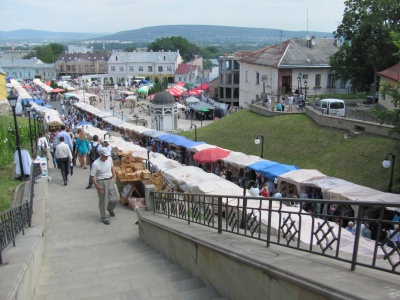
[95,25,334,45]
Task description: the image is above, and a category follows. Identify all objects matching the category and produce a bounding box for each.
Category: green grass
[0,115,31,212]
[179,110,400,192]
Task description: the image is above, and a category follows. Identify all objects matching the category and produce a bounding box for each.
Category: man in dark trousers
[86,135,101,189]
[55,136,73,186]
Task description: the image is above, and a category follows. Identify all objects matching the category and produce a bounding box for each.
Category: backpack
[89,143,100,162]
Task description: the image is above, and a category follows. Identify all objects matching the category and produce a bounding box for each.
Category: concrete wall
[138,212,337,300]
[249,104,399,140]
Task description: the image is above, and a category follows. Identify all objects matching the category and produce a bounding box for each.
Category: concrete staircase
[33,166,225,300]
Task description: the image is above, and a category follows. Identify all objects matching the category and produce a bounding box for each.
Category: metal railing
[0,163,42,264]
[153,191,400,275]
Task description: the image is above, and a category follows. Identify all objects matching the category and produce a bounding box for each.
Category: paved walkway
[34,165,222,299]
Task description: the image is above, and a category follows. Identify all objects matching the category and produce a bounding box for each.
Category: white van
[315,98,346,117]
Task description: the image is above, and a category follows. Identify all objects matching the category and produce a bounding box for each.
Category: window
[139,66,143,71]
[36,70,39,74]
[119,66,124,72]
[184,77,186,81]
[163,56,166,61]
[115,56,118,61]
[129,66,134,72]
[340,79,346,88]
[111,66,115,71]
[245,71,248,82]
[302,74,308,79]
[179,77,181,81]
[315,74,321,87]
[148,66,153,72]
[256,72,260,84]
[167,66,172,72]
[28,72,31,77]
[327,74,335,87]
[158,66,163,72]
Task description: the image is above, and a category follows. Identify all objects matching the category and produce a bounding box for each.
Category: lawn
[179,110,400,192]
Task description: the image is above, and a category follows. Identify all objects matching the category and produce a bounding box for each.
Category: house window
[184,77,186,81]
[116,56,118,61]
[167,66,172,72]
[36,70,39,74]
[315,74,321,87]
[179,77,181,81]
[164,56,166,61]
[139,66,143,71]
[327,74,335,87]
[158,66,163,72]
[119,66,124,72]
[302,74,308,79]
[129,66,134,72]
[28,72,31,77]
[256,72,260,85]
[340,79,346,88]
[148,66,153,72]
[111,66,115,71]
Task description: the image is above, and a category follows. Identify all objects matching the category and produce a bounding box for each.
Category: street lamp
[304,80,308,103]
[32,110,37,149]
[382,153,396,193]
[297,73,302,94]
[190,124,197,142]
[8,92,25,181]
[240,179,259,229]
[24,102,34,154]
[254,135,265,158]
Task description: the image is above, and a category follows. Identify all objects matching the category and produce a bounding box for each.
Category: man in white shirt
[55,136,73,186]
[102,139,112,153]
[90,148,118,225]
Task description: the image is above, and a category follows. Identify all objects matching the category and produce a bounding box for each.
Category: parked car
[315,98,346,117]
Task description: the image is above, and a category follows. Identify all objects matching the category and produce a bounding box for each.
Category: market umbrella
[50,88,65,93]
[193,147,231,163]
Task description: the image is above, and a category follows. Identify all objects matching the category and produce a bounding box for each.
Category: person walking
[55,136,72,186]
[86,135,101,189]
[90,148,118,225]
[75,130,90,169]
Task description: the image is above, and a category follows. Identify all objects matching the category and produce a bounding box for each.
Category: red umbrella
[193,147,231,163]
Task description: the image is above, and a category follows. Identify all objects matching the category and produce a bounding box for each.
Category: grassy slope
[179,110,400,192]
[0,115,30,212]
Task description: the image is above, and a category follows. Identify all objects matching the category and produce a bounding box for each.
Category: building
[67,45,93,54]
[0,50,33,60]
[0,58,56,81]
[174,63,198,84]
[377,64,400,110]
[0,66,6,100]
[55,52,111,78]
[238,38,350,108]
[150,91,178,132]
[107,51,182,86]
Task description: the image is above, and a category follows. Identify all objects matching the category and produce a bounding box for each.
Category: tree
[147,36,200,62]
[330,0,400,92]
[34,43,65,63]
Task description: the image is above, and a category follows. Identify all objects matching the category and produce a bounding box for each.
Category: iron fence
[153,191,400,275]
[0,162,41,264]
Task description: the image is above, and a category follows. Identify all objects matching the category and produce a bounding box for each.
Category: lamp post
[382,153,396,193]
[32,110,37,148]
[147,148,150,170]
[190,124,197,141]
[8,92,25,181]
[239,179,259,229]
[254,135,265,158]
[47,115,50,132]
[24,102,34,154]
[304,80,308,104]
[200,112,204,128]
[297,72,302,94]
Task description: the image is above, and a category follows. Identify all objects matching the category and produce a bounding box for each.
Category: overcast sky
[1,0,345,34]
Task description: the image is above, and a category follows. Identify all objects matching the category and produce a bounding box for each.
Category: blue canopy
[35,98,45,105]
[142,130,167,138]
[156,134,205,149]
[77,121,93,126]
[248,160,300,180]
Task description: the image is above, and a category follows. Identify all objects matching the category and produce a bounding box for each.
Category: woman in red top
[260,183,270,197]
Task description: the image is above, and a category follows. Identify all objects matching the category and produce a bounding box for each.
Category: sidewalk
[33,164,222,299]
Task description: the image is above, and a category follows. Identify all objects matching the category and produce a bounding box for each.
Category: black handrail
[153,191,400,275]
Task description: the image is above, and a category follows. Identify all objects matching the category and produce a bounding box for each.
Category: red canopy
[193,147,231,163]
[176,81,186,86]
[196,83,209,91]
[50,88,65,93]
[167,87,183,97]
[189,89,201,96]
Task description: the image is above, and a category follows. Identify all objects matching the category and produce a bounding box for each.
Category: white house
[107,50,182,86]
[238,38,351,108]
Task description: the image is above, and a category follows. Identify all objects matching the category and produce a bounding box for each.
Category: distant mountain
[95,25,334,45]
[0,29,106,42]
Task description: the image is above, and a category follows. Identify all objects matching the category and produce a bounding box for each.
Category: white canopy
[277,169,327,195]
[221,151,264,169]
[103,116,125,127]
[149,154,182,172]
[190,143,218,153]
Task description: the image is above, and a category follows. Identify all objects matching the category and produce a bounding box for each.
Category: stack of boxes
[114,154,151,182]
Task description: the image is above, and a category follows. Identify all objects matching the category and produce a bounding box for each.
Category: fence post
[218,197,222,234]
[267,199,272,247]
[351,205,364,271]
